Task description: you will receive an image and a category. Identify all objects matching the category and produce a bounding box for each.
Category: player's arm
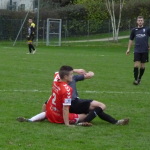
[126,29,134,55]
[31,23,35,35]
[63,105,70,126]
[73,69,86,75]
[63,95,74,127]
[73,69,94,79]
[126,40,133,55]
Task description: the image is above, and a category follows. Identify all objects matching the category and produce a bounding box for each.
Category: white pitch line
[0,89,50,93]
[0,89,150,94]
[84,90,150,94]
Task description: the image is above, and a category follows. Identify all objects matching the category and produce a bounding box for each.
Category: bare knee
[90,100,106,111]
[99,103,106,110]
[42,104,46,112]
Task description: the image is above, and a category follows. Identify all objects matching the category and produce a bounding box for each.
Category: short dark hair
[137,16,144,20]
[59,66,73,79]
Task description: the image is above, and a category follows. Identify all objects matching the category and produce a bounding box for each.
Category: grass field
[0,39,150,150]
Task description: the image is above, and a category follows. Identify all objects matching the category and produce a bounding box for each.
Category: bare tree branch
[105,0,125,41]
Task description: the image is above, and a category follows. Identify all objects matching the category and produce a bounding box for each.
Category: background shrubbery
[0,0,150,40]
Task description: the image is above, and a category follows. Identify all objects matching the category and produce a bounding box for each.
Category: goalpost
[46,18,62,46]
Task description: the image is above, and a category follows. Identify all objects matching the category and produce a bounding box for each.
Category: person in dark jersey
[27,19,36,54]
[126,16,150,85]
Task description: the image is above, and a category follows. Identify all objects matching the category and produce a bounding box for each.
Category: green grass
[0,39,150,150]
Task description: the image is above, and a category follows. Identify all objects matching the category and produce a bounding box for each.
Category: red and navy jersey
[130,27,150,53]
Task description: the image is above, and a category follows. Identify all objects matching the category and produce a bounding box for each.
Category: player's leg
[138,53,148,84]
[83,107,129,125]
[17,112,46,122]
[30,35,36,54]
[138,63,145,84]
[28,41,32,54]
[42,104,46,112]
[41,100,48,112]
[69,99,92,114]
[70,99,106,114]
[133,53,141,85]
[89,100,106,111]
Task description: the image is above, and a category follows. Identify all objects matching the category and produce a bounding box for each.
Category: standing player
[27,19,36,54]
[126,16,150,85]
[17,66,91,127]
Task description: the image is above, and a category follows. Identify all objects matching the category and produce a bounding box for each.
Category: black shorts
[134,52,149,63]
[69,98,93,114]
[27,34,34,42]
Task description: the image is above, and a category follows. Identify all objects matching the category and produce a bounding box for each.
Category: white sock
[29,112,46,122]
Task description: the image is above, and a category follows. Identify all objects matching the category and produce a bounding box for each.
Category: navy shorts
[69,98,93,114]
[134,52,149,63]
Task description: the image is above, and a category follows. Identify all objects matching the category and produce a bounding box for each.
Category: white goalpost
[46,18,62,46]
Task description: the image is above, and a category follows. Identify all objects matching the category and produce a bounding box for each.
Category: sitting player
[17,66,92,127]
[42,69,129,125]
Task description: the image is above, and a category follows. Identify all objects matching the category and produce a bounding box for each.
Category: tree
[76,0,107,21]
[105,0,125,41]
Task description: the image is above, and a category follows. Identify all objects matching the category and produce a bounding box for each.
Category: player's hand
[84,71,94,79]
[126,49,130,55]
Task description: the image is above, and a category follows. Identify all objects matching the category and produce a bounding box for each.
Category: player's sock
[83,107,118,124]
[98,111,118,124]
[28,112,46,122]
[83,107,101,122]
[133,67,139,81]
[84,107,118,124]
[139,68,145,80]
[28,44,32,53]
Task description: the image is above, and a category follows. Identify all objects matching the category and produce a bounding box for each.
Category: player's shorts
[69,113,79,124]
[134,52,149,63]
[69,98,93,114]
[27,34,34,42]
[46,109,79,124]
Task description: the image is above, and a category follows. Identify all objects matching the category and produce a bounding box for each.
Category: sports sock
[84,107,118,124]
[133,67,139,81]
[98,111,118,124]
[139,68,145,79]
[28,112,46,122]
[83,107,102,122]
[28,44,32,53]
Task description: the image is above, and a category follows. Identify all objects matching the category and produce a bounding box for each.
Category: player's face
[137,18,144,27]
[65,71,73,83]
[28,19,32,24]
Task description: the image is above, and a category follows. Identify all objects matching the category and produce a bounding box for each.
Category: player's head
[28,18,33,24]
[59,66,73,82]
[137,16,144,27]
